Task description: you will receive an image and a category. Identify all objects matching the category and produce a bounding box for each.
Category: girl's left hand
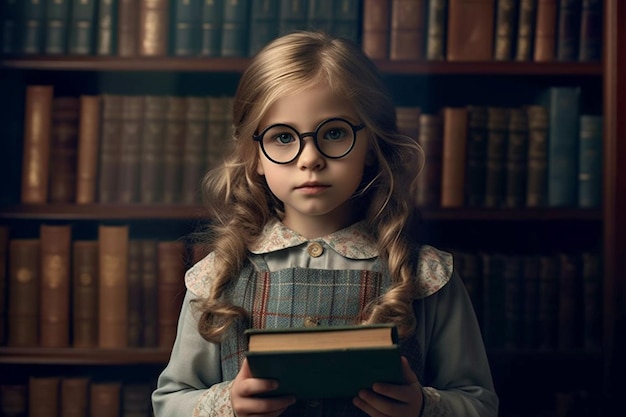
[352,356,424,417]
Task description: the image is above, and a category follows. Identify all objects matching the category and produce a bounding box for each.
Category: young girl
[152,31,498,417]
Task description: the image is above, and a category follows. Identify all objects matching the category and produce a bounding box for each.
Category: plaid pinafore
[219,254,425,417]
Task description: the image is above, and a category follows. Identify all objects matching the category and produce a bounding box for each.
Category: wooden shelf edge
[0,347,171,365]
[0,56,603,76]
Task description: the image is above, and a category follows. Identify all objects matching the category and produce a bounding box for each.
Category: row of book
[0,224,207,349]
[406,87,602,209]
[20,86,234,205]
[1,1,602,63]
[453,249,603,351]
[0,379,153,417]
[363,0,602,62]
[0,0,361,58]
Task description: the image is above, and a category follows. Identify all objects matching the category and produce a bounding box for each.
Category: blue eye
[273,132,296,145]
[322,127,348,141]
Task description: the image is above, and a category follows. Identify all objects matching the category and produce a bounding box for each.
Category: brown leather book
[446,0,495,61]
[514,0,537,61]
[138,0,169,56]
[122,383,152,417]
[141,240,158,347]
[556,0,582,61]
[206,96,234,171]
[525,105,549,207]
[118,0,139,56]
[8,239,40,347]
[49,97,80,203]
[494,0,517,60]
[139,95,167,204]
[416,114,443,208]
[118,96,145,204]
[90,383,121,417]
[389,0,426,60]
[361,0,391,60]
[98,224,129,348]
[98,95,124,203]
[21,85,53,204]
[182,97,209,205]
[396,106,421,142]
[0,384,27,417]
[163,96,187,204]
[60,378,89,417]
[157,241,186,349]
[0,227,8,345]
[504,108,528,208]
[441,107,468,207]
[127,240,143,347]
[28,377,60,417]
[533,0,558,61]
[465,106,488,207]
[76,95,101,204]
[72,240,99,348]
[426,0,448,61]
[39,224,72,348]
[484,107,509,208]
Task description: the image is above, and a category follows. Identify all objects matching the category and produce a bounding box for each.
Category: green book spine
[1,0,23,54]
[96,0,117,55]
[577,114,602,207]
[248,0,279,56]
[220,0,249,57]
[200,0,223,56]
[22,0,46,54]
[45,0,70,54]
[173,0,201,56]
[332,0,360,43]
[69,0,97,55]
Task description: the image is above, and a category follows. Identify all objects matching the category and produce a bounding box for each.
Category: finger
[353,392,389,417]
[371,357,421,403]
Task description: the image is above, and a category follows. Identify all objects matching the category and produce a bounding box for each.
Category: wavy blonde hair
[196,31,424,342]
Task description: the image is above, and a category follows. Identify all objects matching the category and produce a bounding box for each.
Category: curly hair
[194,31,424,342]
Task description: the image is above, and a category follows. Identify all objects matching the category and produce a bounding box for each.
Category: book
[1,0,22,55]
[307,0,333,35]
[446,0,495,61]
[248,0,280,56]
[362,0,391,60]
[98,94,124,203]
[162,96,186,203]
[127,240,143,347]
[525,105,549,207]
[244,324,403,399]
[484,107,508,208]
[521,255,540,348]
[138,0,169,56]
[577,115,602,207]
[39,224,72,348]
[72,240,99,348]
[139,95,167,204]
[44,0,70,55]
[68,0,97,55]
[121,384,152,417]
[200,0,223,56]
[578,0,602,61]
[221,0,250,57]
[8,239,40,347]
[117,0,139,56]
[494,0,518,61]
[389,0,426,61]
[503,255,524,348]
[278,0,307,36]
[0,384,27,417]
[21,85,54,204]
[415,113,443,207]
[90,383,121,417]
[22,0,46,54]
[557,252,582,349]
[465,106,488,207]
[331,0,360,43]
[556,0,582,61]
[181,96,208,204]
[537,255,558,349]
[440,107,468,207]
[48,97,80,203]
[157,241,186,348]
[98,224,129,348]
[514,0,537,61]
[172,0,202,56]
[0,227,8,345]
[28,377,60,417]
[97,0,117,55]
[117,95,144,203]
[504,107,528,208]
[425,0,447,61]
[140,240,158,347]
[581,251,602,349]
[533,0,558,61]
[76,95,101,204]
[60,378,89,417]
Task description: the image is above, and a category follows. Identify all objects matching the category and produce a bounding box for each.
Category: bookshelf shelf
[0,56,603,76]
[0,348,170,365]
[0,204,602,221]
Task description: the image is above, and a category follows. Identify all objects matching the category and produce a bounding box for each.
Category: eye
[322,127,348,141]
[271,131,296,145]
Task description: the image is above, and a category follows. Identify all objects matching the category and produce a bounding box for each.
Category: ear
[256,159,265,175]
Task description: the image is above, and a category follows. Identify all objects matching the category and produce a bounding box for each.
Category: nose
[297,135,325,170]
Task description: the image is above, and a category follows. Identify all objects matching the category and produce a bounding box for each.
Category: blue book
[577,115,603,208]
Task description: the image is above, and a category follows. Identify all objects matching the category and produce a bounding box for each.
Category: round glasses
[253,117,365,164]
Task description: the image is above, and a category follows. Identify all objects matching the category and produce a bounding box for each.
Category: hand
[230,358,296,417]
[352,356,424,417]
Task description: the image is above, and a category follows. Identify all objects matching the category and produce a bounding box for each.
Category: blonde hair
[196,31,424,342]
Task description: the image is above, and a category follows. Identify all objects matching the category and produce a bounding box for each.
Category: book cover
[361,0,391,60]
[0,384,27,417]
[199,0,223,56]
[127,239,143,347]
[465,106,488,207]
[205,96,233,171]
[484,107,508,208]
[39,224,72,348]
[1,0,22,54]
[221,0,250,57]
[162,96,186,203]
[141,240,158,347]
[68,0,97,55]
[48,97,80,203]
[577,114,602,207]
[117,95,144,203]
[157,240,186,348]
[90,383,121,417]
[138,0,169,56]
[117,0,139,56]
[172,0,202,56]
[139,95,167,204]
[556,0,582,61]
[60,378,89,417]
[121,383,152,417]
[441,107,468,207]
[425,0,448,61]
[533,0,558,61]
[28,377,60,417]
[494,0,518,61]
[537,254,558,349]
[514,0,537,61]
[521,255,540,349]
[245,324,403,399]
[97,0,118,55]
[557,252,582,349]
[76,95,101,204]
[504,107,528,208]
[181,96,208,204]
[248,0,279,56]
[525,105,549,207]
[578,0,602,61]
[8,239,40,347]
[98,94,124,203]
[415,113,442,208]
[44,0,70,55]
[581,251,602,349]
[446,0,495,61]
[72,240,99,348]
[22,0,46,54]
[389,0,426,61]
[21,85,54,204]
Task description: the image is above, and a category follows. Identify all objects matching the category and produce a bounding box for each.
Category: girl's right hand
[230,358,296,417]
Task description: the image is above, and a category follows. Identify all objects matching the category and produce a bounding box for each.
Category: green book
[244,323,403,399]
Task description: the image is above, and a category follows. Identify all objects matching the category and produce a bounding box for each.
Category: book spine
[162,96,187,203]
[494,0,517,61]
[173,0,202,56]
[481,252,506,348]
[44,0,70,55]
[577,114,602,207]
[157,241,186,348]
[525,105,549,207]
[503,255,524,349]
[0,385,27,417]
[21,85,54,204]
[138,0,169,56]
[139,95,167,204]
[48,97,80,203]
[581,251,602,349]
[446,0,495,61]
[557,252,582,349]
[533,0,558,61]
[278,0,307,36]
[425,0,447,61]
[521,255,540,348]
[307,0,333,35]
[22,0,46,54]
[416,114,442,207]
[537,255,558,349]
[122,384,152,417]
[484,107,509,208]
[182,96,209,204]
[97,0,117,55]
[578,0,602,61]
[61,378,90,417]
[200,0,223,56]
[331,0,360,43]
[1,0,22,54]
[141,240,159,347]
[98,224,129,348]
[361,0,390,60]
[76,95,101,204]
[39,224,72,348]
[440,107,468,207]
[8,239,40,347]
[72,240,99,348]
[389,0,426,61]
[556,0,582,61]
[29,377,60,417]
[504,107,529,208]
[127,240,143,347]
[465,106,488,207]
[221,0,249,57]
[69,0,97,55]
[98,94,124,203]
[514,0,537,61]
[0,227,8,345]
[117,0,139,56]
[248,0,280,56]
[117,95,145,203]
[90,383,121,417]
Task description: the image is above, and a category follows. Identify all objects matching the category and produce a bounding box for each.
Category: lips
[295,182,330,194]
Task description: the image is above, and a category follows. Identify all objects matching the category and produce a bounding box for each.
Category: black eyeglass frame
[252,117,366,165]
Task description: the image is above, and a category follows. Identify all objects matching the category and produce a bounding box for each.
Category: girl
[152,31,498,417]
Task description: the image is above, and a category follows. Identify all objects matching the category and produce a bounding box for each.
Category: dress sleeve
[419,272,499,417]
[151,290,234,417]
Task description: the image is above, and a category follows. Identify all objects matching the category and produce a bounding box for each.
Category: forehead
[259,83,358,129]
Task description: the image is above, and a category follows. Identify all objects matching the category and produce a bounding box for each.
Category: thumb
[401,356,420,385]
[237,357,253,380]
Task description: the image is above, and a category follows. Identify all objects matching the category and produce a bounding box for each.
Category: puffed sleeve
[414,246,499,417]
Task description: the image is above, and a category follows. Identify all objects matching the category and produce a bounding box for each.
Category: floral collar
[248,218,378,260]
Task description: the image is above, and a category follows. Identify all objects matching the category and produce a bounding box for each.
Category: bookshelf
[0,0,623,416]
